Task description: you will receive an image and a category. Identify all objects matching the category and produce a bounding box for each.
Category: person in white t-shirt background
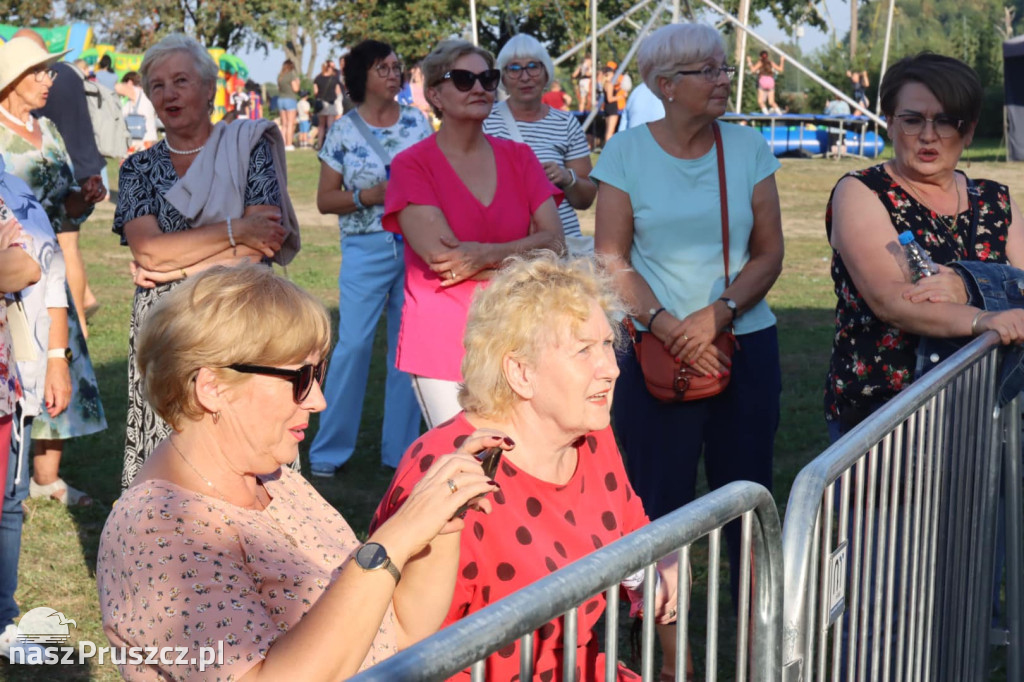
[116,72,158,152]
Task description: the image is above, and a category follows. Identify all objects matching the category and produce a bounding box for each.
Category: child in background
[297,94,312,149]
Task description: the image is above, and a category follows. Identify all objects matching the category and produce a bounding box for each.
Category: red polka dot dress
[371,412,649,681]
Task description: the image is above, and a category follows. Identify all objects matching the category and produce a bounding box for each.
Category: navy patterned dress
[113,138,282,488]
[824,163,1013,428]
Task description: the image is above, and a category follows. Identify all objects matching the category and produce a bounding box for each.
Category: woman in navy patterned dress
[825,53,1024,437]
[113,35,290,487]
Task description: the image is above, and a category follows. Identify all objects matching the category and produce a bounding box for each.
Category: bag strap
[712,121,730,287]
[495,101,525,144]
[345,109,392,173]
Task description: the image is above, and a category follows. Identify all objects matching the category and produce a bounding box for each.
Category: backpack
[74,69,129,159]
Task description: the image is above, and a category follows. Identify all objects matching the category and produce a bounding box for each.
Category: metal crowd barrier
[781,333,1023,682]
[352,481,783,682]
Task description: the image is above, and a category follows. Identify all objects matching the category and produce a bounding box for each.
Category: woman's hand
[235,205,286,257]
[902,265,969,304]
[44,357,72,417]
[377,432,510,559]
[975,310,1024,345]
[0,217,25,250]
[653,304,732,376]
[541,161,570,188]
[80,175,107,204]
[430,235,495,287]
[359,180,388,207]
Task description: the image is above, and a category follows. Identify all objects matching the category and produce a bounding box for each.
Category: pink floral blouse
[96,467,398,681]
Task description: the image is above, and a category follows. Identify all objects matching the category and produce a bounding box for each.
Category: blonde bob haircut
[496,34,554,88]
[421,39,495,118]
[638,23,725,100]
[459,251,625,420]
[136,263,332,430]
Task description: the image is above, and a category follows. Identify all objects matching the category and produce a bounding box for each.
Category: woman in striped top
[483,34,596,255]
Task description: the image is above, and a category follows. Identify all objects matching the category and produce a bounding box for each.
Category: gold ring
[682,334,689,341]
[448,270,455,280]
[447,478,458,494]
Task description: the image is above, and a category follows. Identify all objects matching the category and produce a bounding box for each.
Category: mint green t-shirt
[591,121,780,335]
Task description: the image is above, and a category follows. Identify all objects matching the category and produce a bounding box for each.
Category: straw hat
[0,37,70,93]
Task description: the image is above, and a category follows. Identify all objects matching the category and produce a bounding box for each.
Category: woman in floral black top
[826,53,1024,436]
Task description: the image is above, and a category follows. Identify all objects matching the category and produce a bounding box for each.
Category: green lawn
[2,142,1021,681]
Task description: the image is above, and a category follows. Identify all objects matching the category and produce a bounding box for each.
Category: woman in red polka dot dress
[372,252,679,681]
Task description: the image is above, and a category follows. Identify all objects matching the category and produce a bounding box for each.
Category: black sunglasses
[442,69,501,92]
[228,359,327,403]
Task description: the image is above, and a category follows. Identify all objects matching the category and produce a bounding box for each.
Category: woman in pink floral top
[96,263,500,681]
[825,53,1024,437]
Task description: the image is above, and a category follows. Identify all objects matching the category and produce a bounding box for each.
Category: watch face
[356,543,388,570]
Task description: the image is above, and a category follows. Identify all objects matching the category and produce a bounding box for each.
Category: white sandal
[29,477,93,506]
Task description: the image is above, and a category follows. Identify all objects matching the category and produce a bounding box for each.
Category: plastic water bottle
[898,231,939,282]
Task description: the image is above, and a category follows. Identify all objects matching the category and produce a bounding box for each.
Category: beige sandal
[29,477,93,506]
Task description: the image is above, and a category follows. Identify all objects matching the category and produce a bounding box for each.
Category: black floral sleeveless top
[824,163,1013,424]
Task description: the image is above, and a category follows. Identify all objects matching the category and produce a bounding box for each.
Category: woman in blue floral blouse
[308,40,432,476]
[825,53,1024,437]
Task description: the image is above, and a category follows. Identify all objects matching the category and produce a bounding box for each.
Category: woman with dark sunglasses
[96,263,503,681]
[383,39,564,429]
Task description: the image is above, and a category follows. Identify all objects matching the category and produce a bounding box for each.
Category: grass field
[2,138,1022,681]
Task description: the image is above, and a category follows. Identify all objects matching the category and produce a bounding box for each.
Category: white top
[122,89,158,143]
[482,105,590,237]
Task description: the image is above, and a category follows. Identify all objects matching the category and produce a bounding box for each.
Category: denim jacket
[916,260,1024,405]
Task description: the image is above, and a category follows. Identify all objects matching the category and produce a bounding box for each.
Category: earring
[668,96,674,102]
[212,411,221,424]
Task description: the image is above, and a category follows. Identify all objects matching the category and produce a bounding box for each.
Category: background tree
[1,0,54,25]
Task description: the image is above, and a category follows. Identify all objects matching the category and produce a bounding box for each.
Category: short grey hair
[638,23,725,100]
[421,39,495,118]
[140,34,220,99]
[496,34,554,88]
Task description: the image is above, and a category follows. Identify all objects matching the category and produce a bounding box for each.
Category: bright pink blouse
[383,134,560,381]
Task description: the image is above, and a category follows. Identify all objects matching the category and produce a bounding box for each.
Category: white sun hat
[0,37,71,93]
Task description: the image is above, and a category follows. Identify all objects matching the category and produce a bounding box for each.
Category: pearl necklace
[0,103,33,133]
[168,436,299,547]
[164,139,206,155]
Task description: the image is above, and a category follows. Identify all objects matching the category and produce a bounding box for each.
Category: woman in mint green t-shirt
[592,22,783,606]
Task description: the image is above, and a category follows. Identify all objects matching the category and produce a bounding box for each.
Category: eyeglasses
[228,359,327,403]
[441,69,501,92]
[504,61,544,79]
[675,65,736,83]
[893,113,964,139]
[32,67,57,83]
[374,62,404,78]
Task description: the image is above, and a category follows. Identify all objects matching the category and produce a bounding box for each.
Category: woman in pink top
[383,39,564,428]
[96,264,502,681]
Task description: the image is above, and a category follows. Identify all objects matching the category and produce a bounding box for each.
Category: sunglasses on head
[228,359,327,403]
[441,68,501,92]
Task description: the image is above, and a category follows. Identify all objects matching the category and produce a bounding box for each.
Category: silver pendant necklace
[168,437,299,547]
[889,164,961,235]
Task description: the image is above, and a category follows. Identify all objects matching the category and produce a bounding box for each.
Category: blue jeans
[1,414,31,629]
[309,232,421,470]
[612,325,781,603]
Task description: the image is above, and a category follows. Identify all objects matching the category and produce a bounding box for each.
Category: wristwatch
[355,542,401,584]
[718,297,738,322]
[47,347,72,362]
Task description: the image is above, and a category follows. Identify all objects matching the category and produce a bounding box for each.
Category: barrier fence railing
[781,332,1023,682]
[352,481,783,682]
